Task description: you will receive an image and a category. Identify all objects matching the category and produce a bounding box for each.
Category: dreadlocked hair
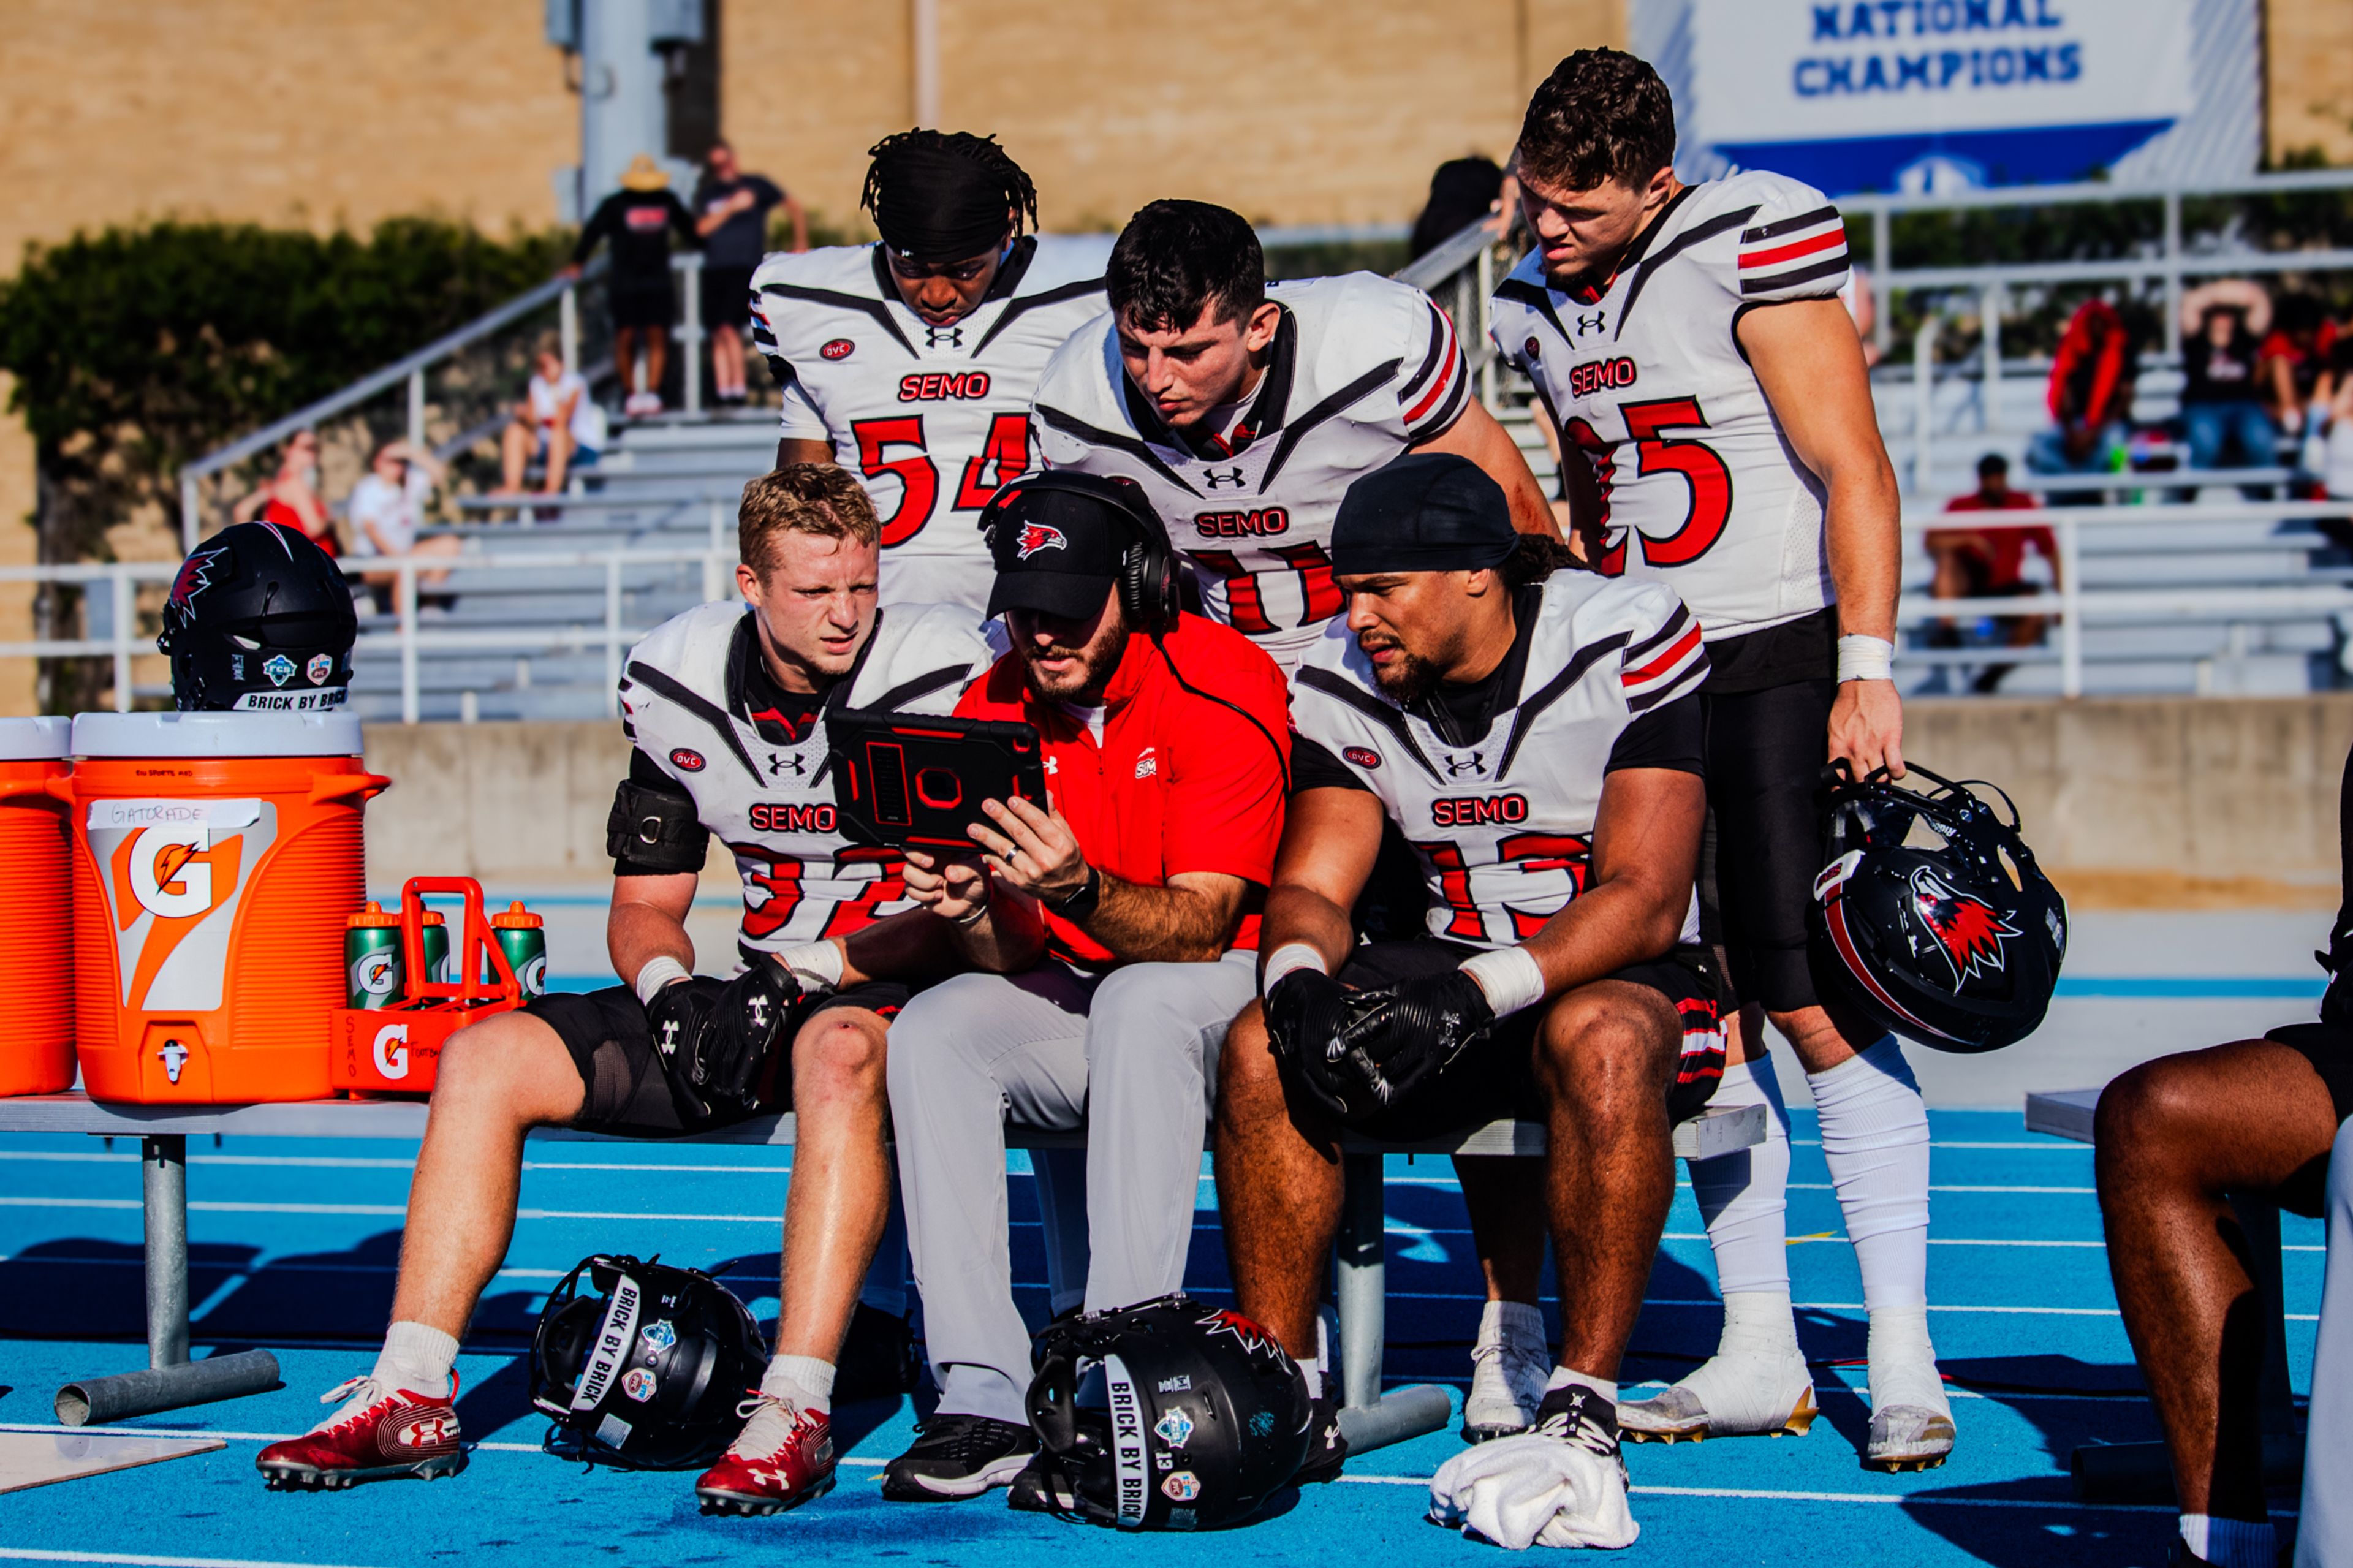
[1497,532,1583,589]
[860,130,1038,235]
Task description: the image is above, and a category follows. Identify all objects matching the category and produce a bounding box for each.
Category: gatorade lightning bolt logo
[87,800,276,1022]
[1908,865,2020,989]
[1015,522,1066,561]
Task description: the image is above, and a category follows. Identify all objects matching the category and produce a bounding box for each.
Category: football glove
[645,962,799,1123]
[1330,968,1496,1110]
[1263,968,1380,1122]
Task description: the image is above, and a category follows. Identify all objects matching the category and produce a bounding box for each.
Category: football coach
[880,471,1291,1506]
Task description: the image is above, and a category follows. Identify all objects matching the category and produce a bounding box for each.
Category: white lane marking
[1352,1471,2227,1515]
[0,1422,890,1468]
[0,1550,385,1568]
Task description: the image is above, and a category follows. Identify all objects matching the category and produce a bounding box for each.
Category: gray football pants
[2297,1116,2353,1567]
[887,950,1257,1426]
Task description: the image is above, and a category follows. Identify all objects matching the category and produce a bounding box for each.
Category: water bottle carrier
[330,876,526,1097]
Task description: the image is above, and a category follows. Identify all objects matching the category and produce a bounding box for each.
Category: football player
[1488,50,1940,1468]
[751,131,1111,612]
[1030,199,1557,675]
[256,467,996,1515]
[1214,453,1722,1521]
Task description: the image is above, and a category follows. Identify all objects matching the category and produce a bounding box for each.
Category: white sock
[1301,1311,1332,1401]
[1544,1366,1617,1404]
[373,1320,458,1399]
[1865,1304,1949,1416]
[1689,1058,1795,1297]
[2180,1513,2277,1568]
[1669,1290,1811,1430]
[760,1353,834,1414]
[1806,1036,1931,1314]
[1480,1298,1546,1350]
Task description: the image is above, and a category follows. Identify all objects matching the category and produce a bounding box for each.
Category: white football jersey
[1290,574,1708,948]
[1031,271,1471,671]
[618,600,996,955]
[1491,172,1849,642]
[749,235,1114,611]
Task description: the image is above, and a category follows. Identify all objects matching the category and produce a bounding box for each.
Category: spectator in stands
[2323,337,2353,504]
[1925,453,2058,694]
[232,429,340,557]
[2178,278,2279,498]
[2261,290,2340,444]
[1409,155,1506,259]
[693,142,804,409]
[499,347,602,504]
[2028,298,2132,504]
[348,439,460,615]
[563,154,698,418]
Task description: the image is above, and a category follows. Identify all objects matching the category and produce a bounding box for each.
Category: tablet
[827,708,1050,851]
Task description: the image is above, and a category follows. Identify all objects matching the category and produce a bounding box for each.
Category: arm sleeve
[1617,594,1710,714]
[1605,692,1704,777]
[1162,660,1292,887]
[1399,294,1472,444]
[1291,734,1373,795]
[1732,178,1850,304]
[612,748,711,877]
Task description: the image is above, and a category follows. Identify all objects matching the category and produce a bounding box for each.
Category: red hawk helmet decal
[169,543,230,611]
[1907,865,2021,988]
[1015,521,1066,561]
[1193,1307,1281,1358]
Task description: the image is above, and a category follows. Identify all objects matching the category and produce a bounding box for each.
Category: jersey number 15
[1566,396,1732,573]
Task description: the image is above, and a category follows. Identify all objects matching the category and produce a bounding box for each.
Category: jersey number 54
[851,414,1033,546]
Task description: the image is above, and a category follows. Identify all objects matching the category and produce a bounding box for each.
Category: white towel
[1426,1431,1640,1551]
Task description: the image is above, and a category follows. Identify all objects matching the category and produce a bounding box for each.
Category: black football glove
[645,962,799,1123]
[1331,968,1497,1110]
[1264,968,1384,1122]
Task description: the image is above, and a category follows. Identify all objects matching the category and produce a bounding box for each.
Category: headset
[978,471,1289,793]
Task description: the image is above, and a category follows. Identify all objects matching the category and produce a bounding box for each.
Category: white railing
[1894,500,2353,697]
[0,545,739,725]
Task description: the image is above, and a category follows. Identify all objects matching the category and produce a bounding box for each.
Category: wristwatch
[1048,863,1102,922]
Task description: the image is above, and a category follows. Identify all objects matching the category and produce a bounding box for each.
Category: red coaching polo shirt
[955,612,1291,969]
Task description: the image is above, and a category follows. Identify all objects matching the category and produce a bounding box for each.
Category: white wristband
[1836,634,1895,684]
[1459,945,1547,1019]
[634,955,692,1007]
[1260,943,1329,994]
[775,940,844,994]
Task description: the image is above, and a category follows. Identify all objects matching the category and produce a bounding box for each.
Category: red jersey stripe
[1739,228,1846,269]
[1621,624,1704,686]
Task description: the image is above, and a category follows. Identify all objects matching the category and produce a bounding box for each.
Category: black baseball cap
[1330,452,1516,578]
[984,476,1148,621]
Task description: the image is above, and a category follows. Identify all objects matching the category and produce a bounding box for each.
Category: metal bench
[0,1092,1763,1451]
[2025,1087,2304,1502]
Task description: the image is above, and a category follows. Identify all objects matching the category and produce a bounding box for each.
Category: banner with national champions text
[1631,0,2259,195]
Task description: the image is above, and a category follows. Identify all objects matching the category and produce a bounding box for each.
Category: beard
[1020,640,1117,703]
[1363,638,1441,708]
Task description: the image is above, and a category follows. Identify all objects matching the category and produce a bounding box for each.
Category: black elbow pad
[607,779,709,874]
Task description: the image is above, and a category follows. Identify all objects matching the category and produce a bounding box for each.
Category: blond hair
[739,464,881,576]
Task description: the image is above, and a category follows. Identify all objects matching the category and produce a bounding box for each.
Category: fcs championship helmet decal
[1809,762,2066,1054]
[530,1254,768,1471]
[1025,1293,1311,1531]
[159,521,357,712]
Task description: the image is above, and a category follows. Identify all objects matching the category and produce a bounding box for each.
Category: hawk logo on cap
[1015,522,1066,561]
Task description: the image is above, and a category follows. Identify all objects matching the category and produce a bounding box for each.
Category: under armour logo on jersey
[1202,466,1246,489]
[1574,311,1607,338]
[925,324,965,347]
[657,1018,683,1057]
[765,751,809,779]
[1442,751,1489,778]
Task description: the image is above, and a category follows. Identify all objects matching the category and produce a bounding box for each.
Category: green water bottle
[345,902,404,1009]
[491,901,548,998]
[420,910,451,988]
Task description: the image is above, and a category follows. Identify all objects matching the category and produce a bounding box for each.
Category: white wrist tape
[634,955,692,1007]
[1836,634,1896,683]
[775,940,844,994]
[1260,943,1329,993]
[1459,945,1547,1018]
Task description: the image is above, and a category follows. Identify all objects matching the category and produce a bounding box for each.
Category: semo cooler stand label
[86,798,275,1013]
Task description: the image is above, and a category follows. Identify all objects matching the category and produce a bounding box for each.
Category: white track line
[0,1551,382,1568]
[1344,1472,2224,1515]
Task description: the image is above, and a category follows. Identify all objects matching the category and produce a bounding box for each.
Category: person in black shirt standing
[693,141,805,409]
[566,153,699,417]
[2178,279,2280,500]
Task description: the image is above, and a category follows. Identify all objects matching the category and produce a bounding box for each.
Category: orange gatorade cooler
[67,711,389,1103]
[0,717,77,1096]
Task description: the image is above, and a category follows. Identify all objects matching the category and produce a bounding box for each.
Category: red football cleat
[695,1393,836,1516]
[256,1374,466,1490]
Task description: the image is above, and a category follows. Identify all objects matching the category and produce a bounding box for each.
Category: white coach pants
[2298,1117,2353,1568]
[887,950,1257,1426]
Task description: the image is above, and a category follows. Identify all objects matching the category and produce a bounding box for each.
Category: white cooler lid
[72,711,364,759]
[0,716,73,760]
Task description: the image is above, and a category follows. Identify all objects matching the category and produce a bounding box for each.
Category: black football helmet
[158,520,357,711]
[1809,763,2067,1053]
[1025,1293,1311,1531]
[529,1254,767,1469]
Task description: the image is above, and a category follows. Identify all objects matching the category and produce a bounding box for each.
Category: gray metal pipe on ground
[55,1349,282,1426]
